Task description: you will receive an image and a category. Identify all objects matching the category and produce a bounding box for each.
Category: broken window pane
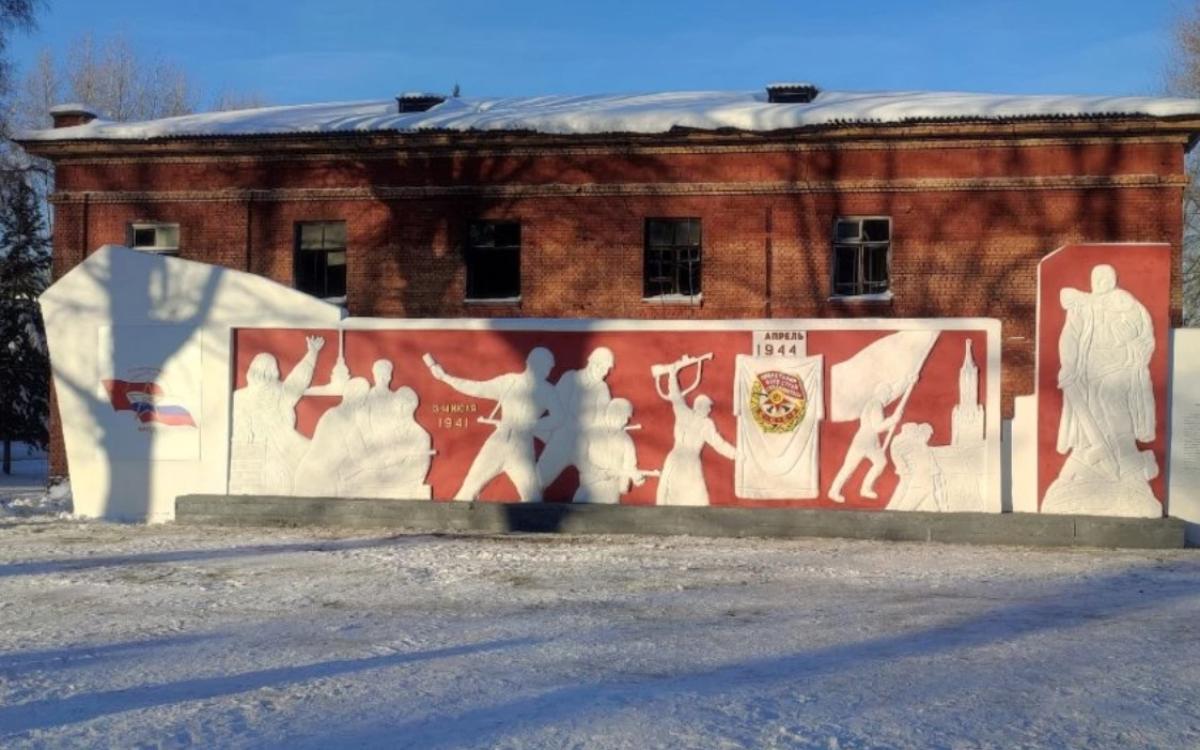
[644,219,702,298]
[831,217,890,297]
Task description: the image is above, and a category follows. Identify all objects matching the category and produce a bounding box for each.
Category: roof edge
[18,114,1200,160]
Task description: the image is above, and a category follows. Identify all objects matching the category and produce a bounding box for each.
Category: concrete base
[176,495,1187,549]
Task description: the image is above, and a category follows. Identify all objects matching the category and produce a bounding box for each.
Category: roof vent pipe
[396,93,447,113]
[766,83,820,104]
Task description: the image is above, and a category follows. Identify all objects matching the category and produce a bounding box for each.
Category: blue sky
[7,0,1187,107]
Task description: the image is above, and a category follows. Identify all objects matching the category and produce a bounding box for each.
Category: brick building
[19,85,1200,474]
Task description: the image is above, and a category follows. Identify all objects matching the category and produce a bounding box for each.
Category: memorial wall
[38,243,1193,530]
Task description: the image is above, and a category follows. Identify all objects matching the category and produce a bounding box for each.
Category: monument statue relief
[1042,264,1161,517]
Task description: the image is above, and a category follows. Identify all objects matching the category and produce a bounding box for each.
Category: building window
[465,221,521,300]
[128,222,180,255]
[832,217,891,297]
[295,221,347,302]
[644,218,701,299]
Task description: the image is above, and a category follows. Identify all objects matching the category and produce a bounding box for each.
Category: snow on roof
[47,102,99,115]
[20,88,1200,142]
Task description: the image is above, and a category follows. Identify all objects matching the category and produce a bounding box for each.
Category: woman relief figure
[652,353,737,507]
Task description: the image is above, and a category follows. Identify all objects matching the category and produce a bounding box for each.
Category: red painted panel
[233,323,991,509]
[1035,244,1171,507]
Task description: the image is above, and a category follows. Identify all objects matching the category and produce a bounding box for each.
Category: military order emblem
[749,371,807,433]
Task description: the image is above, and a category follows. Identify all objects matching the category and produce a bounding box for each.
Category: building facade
[20,88,1200,475]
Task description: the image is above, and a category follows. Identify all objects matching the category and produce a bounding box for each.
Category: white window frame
[127,222,181,255]
[830,215,892,300]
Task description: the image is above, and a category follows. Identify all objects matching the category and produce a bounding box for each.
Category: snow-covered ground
[0,522,1197,748]
[0,444,69,518]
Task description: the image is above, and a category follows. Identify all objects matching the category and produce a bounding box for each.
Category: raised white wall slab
[1169,328,1200,543]
[40,245,342,521]
[1009,397,1039,513]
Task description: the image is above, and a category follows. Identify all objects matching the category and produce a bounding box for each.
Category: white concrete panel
[39,245,343,521]
[96,324,202,460]
[1169,328,1200,543]
[1010,396,1039,513]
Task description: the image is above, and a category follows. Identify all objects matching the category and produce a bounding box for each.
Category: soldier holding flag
[827,331,938,503]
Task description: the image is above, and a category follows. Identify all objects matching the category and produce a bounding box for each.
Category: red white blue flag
[103,379,196,427]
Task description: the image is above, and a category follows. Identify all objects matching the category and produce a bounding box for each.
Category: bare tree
[11,32,267,130]
[1168,3,1200,325]
[13,33,199,128]
[211,90,269,112]
[0,0,36,129]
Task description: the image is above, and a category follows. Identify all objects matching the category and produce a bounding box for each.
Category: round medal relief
[750,371,807,433]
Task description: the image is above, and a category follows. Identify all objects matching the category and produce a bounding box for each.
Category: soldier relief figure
[536,347,616,489]
[425,347,562,502]
[651,353,737,506]
[1042,264,1161,517]
[573,398,656,504]
[230,335,325,495]
[231,338,433,499]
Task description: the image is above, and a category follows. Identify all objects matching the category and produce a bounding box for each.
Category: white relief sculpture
[952,340,984,445]
[294,377,372,496]
[924,339,989,512]
[425,348,561,502]
[1042,264,1160,517]
[828,382,907,502]
[536,347,615,488]
[888,423,944,511]
[733,353,824,499]
[368,359,395,404]
[305,329,350,397]
[828,331,938,503]
[652,353,737,506]
[350,359,434,499]
[573,398,657,504]
[229,335,325,495]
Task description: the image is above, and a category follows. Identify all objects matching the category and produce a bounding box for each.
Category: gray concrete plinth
[175,495,1187,549]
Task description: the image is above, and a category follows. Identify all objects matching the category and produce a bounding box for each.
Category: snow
[20,88,1200,141]
[47,103,98,116]
[830,290,896,302]
[0,520,1197,748]
[0,443,70,518]
[642,293,703,303]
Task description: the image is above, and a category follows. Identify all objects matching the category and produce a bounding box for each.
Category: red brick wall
[53,140,1183,192]
[42,135,1188,477]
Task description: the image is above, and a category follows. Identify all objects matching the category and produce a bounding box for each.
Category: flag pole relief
[228,319,1002,512]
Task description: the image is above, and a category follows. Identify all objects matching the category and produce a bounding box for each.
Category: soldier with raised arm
[230,335,325,494]
[426,347,561,502]
[653,353,737,507]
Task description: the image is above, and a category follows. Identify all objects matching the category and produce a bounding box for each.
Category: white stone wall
[39,246,343,521]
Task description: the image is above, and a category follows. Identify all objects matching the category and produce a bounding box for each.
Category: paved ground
[0,520,1198,749]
